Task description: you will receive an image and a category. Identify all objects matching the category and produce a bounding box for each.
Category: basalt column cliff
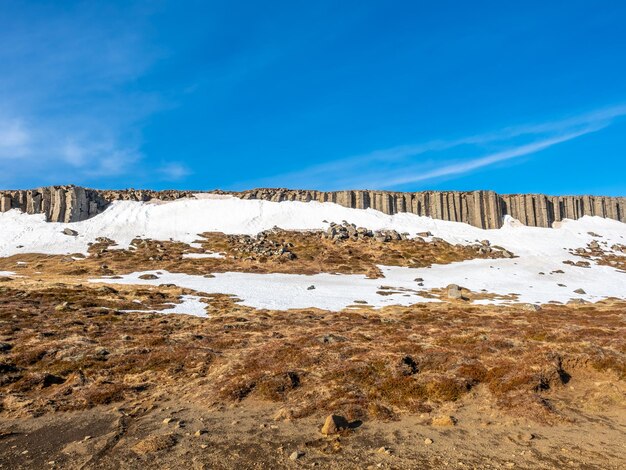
[0,186,624,229]
[237,189,625,229]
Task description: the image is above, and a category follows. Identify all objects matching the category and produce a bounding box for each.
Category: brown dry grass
[1,278,624,425]
[0,229,506,281]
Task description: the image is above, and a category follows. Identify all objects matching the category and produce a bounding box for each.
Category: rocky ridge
[0,185,624,229]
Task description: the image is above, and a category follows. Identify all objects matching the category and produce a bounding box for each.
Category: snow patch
[182,252,225,259]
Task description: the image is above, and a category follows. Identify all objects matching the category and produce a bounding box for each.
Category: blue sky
[1,1,625,195]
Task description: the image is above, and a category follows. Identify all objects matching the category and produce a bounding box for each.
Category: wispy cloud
[0,117,30,159]
[249,104,626,190]
[157,162,191,181]
[0,3,167,187]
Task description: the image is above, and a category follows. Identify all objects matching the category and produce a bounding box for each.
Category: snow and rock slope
[1,196,625,310]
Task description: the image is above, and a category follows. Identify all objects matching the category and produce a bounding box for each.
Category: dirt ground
[0,232,624,469]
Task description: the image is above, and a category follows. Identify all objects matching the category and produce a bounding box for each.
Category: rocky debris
[321,414,349,435]
[322,221,407,243]
[573,288,586,294]
[563,260,591,268]
[228,231,296,260]
[289,450,304,461]
[424,438,433,445]
[431,415,457,427]
[307,285,315,290]
[62,228,78,236]
[611,243,626,253]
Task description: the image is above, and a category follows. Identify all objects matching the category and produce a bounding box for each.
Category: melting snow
[182,252,225,259]
[1,196,625,312]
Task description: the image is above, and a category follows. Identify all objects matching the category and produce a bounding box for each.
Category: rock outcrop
[0,186,109,223]
[0,186,624,228]
[235,188,626,229]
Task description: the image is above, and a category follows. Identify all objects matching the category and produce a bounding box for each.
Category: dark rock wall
[0,186,624,229]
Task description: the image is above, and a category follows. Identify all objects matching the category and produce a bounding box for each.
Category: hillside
[0,195,624,469]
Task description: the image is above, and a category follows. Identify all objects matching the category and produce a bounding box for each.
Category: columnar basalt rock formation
[0,186,109,223]
[0,186,624,228]
[236,188,625,229]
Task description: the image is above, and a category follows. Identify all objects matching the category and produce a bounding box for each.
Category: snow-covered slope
[2,196,625,309]
[1,195,625,257]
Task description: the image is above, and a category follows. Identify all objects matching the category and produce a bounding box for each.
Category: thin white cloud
[249,104,626,190]
[158,162,191,181]
[0,118,30,159]
[377,128,600,187]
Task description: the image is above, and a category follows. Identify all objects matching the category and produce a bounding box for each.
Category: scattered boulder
[139,274,159,280]
[228,231,296,260]
[307,285,316,290]
[446,284,466,300]
[289,451,304,461]
[573,288,586,294]
[321,414,349,435]
[424,438,434,445]
[62,228,79,236]
[398,355,419,376]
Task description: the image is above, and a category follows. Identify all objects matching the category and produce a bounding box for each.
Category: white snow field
[1,196,625,311]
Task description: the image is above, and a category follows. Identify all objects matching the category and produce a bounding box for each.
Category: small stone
[519,431,535,441]
[139,274,159,280]
[446,284,466,300]
[377,446,392,454]
[424,438,433,445]
[307,285,316,290]
[194,430,206,437]
[289,450,304,460]
[431,415,457,427]
[522,304,541,312]
[321,414,349,435]
[573,288,586,294]
[55,302,69,312]
[163,417,173,424]
[83,435,92,441]
[62,228,78,236]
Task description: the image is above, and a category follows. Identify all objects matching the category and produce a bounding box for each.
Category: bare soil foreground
[0,231,624,469]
